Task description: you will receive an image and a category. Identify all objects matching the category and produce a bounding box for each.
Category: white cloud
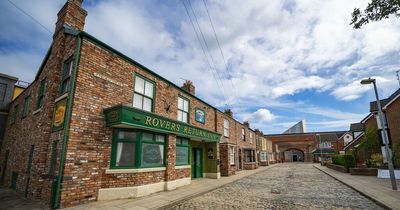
[250,108,275,122]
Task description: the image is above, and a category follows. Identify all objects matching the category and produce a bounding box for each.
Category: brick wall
[386,97,400,153]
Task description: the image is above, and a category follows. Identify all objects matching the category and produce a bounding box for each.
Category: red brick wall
[386,97,400,153]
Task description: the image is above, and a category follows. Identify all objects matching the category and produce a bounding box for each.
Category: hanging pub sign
[52,98,67,131]
[195,108,205,124]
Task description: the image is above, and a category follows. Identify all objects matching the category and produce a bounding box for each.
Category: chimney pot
[181,80,195,95]
[54,0,87,38]
[243,121,250,127]
[224,109,233,117]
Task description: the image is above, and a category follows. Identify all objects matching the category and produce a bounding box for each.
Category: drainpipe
[54,35,82,209]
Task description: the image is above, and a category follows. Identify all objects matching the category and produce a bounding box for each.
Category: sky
[1,0,400,134]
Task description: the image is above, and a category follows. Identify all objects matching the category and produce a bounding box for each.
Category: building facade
[0,1,260,208]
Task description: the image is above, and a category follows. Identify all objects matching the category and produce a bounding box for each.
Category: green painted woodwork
[11,172,18,190]
[21,95,30,118]
[191,148,203,178]
[104,105,221,142]
[176,137,190,166]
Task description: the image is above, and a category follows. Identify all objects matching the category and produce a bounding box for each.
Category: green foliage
[332,154,356,168]
[351,0,400,29]
[356,127,381,164]
[366,153,384,168]
[393,143,400,168]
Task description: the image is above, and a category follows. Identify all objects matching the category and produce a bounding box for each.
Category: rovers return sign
[104,104,221,142]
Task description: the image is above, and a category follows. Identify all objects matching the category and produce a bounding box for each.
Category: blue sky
[1,0,400,134]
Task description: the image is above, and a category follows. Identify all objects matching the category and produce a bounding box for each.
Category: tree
[350,0,400,29]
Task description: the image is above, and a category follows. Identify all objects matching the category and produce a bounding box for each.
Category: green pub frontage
[0,0,261,208]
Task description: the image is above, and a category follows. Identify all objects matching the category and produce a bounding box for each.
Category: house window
[244,149,255,162]
[111,130,165,168]
[37,79,46,109]
[229,146,235,165]
[21,96,30,118]
[241,128,246,141]
[176,137,190,166]
[250,132,253,144]
[133,75,154,112]
[11,104,18,124]
[223,119,229,137]
[0,83,7,103]
[177,96,189,123]
[60,57,73,94]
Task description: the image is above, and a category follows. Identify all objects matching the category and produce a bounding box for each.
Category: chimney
[224,109,233,117]
[243,121,250,127]
[54,0,87,38]
[181,80,195,95]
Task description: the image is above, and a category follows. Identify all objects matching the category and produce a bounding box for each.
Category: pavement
[0,187,48,210]
[65,164,278,210]
[315,164,400,210]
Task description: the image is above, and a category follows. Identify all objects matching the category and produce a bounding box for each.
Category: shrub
[332,154,355,168]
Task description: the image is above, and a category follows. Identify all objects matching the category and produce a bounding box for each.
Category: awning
[104,104,221,142]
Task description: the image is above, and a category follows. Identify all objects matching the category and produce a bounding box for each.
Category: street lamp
[361,78,397,190]
[316,134,322,164]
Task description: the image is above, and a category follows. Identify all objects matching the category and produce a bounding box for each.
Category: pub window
[229,146,235,165]
[223,119,229,137]
[241,128,246,141]
[60,57,73,94]
[0,83,7,103]
[11,104,19,124]
[21,95,30,118]
[133,75,154,112]
[176,137,190,166]
[111,130,165,169]
[37,78,46,109]
[177,96,189,123]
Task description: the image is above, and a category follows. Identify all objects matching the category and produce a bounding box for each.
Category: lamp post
[316,134,322,164]
[361,78,397,190]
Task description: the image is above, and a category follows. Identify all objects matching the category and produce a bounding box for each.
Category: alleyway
[168,163,383,210]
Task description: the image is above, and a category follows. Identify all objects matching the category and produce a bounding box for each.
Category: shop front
[101,105,221,200]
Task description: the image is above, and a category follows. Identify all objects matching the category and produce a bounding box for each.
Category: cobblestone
[168,163,383,210]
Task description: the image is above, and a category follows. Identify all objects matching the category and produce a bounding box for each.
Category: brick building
[0,1,260,208]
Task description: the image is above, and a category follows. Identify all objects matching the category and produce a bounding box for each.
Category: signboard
[195,108,205,124]
[104,105,221,142]
[377,169,400,179]
[52,98,67,131]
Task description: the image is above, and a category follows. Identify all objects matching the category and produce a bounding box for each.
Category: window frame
[250,132,253,144]
[241,128,246,141]
[37,78,46,109]
[110,129,166,169]
[21,95,30,118]
[223,119,229,137]
[60,57,73,94]
[177,95,190,123]
[133,74,156,112]
[244,149,255,163]
[0,83,7,103]
[229,146,235,165]
[176,137,190,166]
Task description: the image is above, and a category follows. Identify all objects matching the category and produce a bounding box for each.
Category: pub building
[0,0,259,208]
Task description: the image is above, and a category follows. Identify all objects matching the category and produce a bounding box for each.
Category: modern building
[0,1,260,208]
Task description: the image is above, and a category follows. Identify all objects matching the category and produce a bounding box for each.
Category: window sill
[105,167,166,174]
[55,93,68,102]
[175,165,190,169]
[33,108,42,115]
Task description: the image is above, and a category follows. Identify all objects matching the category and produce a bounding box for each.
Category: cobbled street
[168,163,383,210]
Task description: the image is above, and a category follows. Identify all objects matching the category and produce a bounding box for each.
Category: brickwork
[385,97,400,151]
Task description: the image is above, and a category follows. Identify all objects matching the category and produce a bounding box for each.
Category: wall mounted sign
[195,108,205,124]
[52,98,67,131]
[104,105,221,142]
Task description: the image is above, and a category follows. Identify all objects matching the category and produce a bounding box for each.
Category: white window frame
[250,132,253,144]
[229,146,235,165]
[177,96,189,123]
[223,119,229,137]
[133,75,154,112]
[241,128,245,141]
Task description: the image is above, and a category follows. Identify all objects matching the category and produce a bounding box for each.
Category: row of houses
[0,1,276,208]
[344,88,400,166]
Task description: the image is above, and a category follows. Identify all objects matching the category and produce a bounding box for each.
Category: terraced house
[0,0,261,208]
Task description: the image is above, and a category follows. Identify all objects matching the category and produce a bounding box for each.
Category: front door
[238,149,242,170]
[293,155,298,162]
[191,148,203,179]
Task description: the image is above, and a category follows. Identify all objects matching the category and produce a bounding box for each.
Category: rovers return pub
[0,0,260,208]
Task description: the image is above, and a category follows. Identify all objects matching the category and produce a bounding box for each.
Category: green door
[11,172,18,190]
[191,148,203,179]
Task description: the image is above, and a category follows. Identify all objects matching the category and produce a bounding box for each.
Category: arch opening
[284,148,304,162]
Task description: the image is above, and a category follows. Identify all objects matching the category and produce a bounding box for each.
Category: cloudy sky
[1,0,399,134]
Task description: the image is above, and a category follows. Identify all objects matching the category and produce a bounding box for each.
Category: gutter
[54,34,82,209]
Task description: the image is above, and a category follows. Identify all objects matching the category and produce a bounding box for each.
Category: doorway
[238,149,242,170]
[191,148,203,179]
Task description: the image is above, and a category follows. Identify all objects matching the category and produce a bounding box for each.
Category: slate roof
[370,88,400,112]
[317,133,340,142]
[350,123,364,132]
